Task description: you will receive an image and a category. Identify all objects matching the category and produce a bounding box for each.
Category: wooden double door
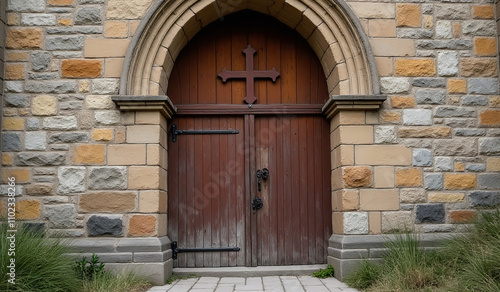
[167,11,332,267]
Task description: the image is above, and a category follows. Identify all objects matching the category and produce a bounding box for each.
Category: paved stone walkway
[147,276,360,292]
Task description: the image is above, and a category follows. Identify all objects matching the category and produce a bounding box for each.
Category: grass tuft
[0,223,81,292]
[82,271,152,292]
[345,209,500,292]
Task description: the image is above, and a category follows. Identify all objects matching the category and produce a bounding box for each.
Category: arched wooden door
[167,11,332,268]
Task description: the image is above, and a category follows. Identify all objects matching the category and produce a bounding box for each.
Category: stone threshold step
[173,264,327,277]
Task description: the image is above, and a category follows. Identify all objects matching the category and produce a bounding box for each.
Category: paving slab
[147,276,359,292]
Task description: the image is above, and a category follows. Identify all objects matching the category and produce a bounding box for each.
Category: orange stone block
[129,215,156,236]
[480,109,500,126]
[395,59,436,77]
[397,4,421,27]
[49,0,74,5]
[391,96,415,109]
[80,192,136,212]
[3,117,25,130]
[343,166,372,187]
[5,64,24,80]
[396,168,422,187]
[62,59,102,78]
[444,174,476,190]
[473,5,494,19]
[450,210,477,223]
[92,129,113,141]
[448,79,467,94]
[58,19,72,26]
[1,168,30,183]
[16,200,41,220]
[74,145,105,164]
[6,28,43,49]
[381,111,402,123]
[475,38,497,56]
[2,154,13,166]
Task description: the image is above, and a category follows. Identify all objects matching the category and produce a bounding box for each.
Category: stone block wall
[332,1,500,237]
[0,0,499,283]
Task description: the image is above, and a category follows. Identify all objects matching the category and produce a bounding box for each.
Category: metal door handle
[256,168,269,192]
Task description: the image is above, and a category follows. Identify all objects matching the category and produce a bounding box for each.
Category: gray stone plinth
[67,236,173,285]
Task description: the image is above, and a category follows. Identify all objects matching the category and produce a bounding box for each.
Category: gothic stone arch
[110,0,390,283]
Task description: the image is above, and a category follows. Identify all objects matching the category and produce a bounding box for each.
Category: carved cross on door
[218,44,280,104]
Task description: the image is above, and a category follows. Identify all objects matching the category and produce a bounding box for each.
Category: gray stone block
[92,79,119,94]
[7,0,45,12]
[444,118,476,128]
[3,133,22,152]
[4,94,28,107]
[52,52,83,59]
[43,116,78,130]
[0,185,23,196]
[25,132,47,151]
[31,51,52,72]
[403,109,432,125]
[413,149,432,166]
[5,81,23,93]
[95,111,121,125]
[422,224,454,233]
[416,204,445,223]
[435,106,475,118]
[47,7,72,13]
[49,132,88,143]
[478,174,500,190]
[21,14,56,26]
[28,72,58,80]
[47,26,103,34]
[16,152,65,166]
[468,78,499,94]
[87,215,123,236]
[436,21,452,38]
[479,138,500,155]
[437,52,458,76]
[416,89,446,104]
[25,81,77,93]
[462,20,496,36]
[461,95,489,106]
[380,77,410,94]
[416,40,472,50]
[469,191,500,207]
[46,36,84,51]
[397,28,433,39]
[434,157,453,172]
[374,126,396,144]
[455,129,485,137]
[424,174,444,190]
[22,222,46,234]
[466,164,486,172]
[60,101,83,110]
[57,167,86,193]
[434,139,477,156]
[45,204,75,228]
[436,4,470,19]
[26,118,40,131]
[88,167,127,190]
[412,78,445,88]
[76,7,102,25]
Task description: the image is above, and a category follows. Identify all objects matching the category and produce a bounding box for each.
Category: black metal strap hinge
[170,124,239,142]
[171,241,240,260]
